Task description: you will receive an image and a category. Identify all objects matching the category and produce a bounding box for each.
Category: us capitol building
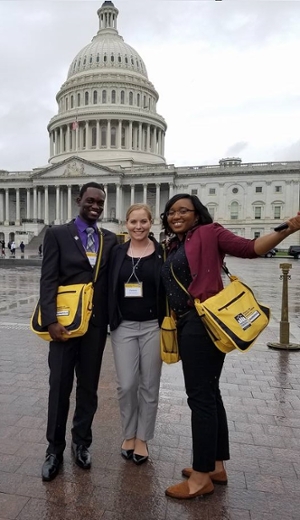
[0,1,299,247]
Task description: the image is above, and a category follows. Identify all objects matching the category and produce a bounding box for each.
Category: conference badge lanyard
[124,241,150,298]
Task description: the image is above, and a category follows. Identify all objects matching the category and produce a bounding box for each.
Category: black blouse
[161,240,193,315]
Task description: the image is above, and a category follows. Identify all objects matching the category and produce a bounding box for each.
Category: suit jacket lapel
[67,221,88,260]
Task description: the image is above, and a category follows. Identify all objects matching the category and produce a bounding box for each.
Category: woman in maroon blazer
[160,193,300,500]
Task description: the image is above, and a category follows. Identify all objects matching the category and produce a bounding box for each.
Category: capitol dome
[67,2,148,80]
[48,1,167,168]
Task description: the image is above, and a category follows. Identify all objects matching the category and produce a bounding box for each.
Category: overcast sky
[1,0,300,171]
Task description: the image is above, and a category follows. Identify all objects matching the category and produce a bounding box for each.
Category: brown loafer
[181,467,228,485]
[165,479,214,499]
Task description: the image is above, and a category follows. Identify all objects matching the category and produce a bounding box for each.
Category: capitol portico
[0,1,300,248]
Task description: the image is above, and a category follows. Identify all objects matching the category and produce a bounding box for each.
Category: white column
[85,121,89,149]
[5,188,9,224]
[116,184,120,220]
[96,120,100,149]
[155,183,160,220]
[15,188,20,224]
[133,125,138,151]
[26,189,31,219]
[37,188,42,219]
[75,125,79,151]
[50,132,54,157]
[128,121,133,150]
[103,184,108,219]
[54,129,58,155]
[146,124,151,152]
[162,131,165,157]
[66,125,70,152]
[130,185,135,205]
[55,186,60,223]
[118,120,122,149]
[33,186,37,220]
[107,120,111,148]
[0,191,4,222]
[143,184,147,204]
[67,185,72,221]
[60,127,63,154]
[138,123,142,150]
[169,183,174,199]
[44,186,49,224]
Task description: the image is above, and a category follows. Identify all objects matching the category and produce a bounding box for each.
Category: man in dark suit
[40,181,117,482]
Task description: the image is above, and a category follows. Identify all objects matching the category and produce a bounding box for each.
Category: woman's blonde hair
[126,203,153,221]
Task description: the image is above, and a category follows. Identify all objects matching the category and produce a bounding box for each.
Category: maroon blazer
[172,223,258,303]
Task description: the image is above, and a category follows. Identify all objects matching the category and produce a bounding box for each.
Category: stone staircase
[27,226,49,251]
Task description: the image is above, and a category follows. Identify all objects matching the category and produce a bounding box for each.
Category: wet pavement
[0,257,300,519]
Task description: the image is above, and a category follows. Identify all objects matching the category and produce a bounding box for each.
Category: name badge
[124,283,143,297]
[86,252,97,267]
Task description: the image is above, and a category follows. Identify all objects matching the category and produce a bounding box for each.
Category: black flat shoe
[71,442,91,469]
[121,448,134,460]
[42,453,63,482]
[133,453,148,465]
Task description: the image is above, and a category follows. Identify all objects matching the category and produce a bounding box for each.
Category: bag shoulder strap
[170,262,238,304]
[162,244,171,317]
[92,230,104,284]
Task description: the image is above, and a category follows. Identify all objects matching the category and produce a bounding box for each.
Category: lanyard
[126,241,150,284]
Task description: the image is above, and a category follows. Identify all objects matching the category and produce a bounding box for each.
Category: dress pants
[46,323,107,455]
[177,309,230,472]
[111,320,162,442]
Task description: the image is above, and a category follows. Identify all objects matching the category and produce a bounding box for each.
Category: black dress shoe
[121,448,134,460]
[72,442,91,469]
[133,453,149,465]
[42,453,63,482]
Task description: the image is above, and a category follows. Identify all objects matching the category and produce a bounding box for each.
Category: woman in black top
[108,204,165,464]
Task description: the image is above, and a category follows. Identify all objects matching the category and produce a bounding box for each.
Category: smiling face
[166,198,199,239]
[77,187,105,224]
[126,208,152,242]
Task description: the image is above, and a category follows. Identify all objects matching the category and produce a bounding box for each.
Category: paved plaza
[0,256,300,519]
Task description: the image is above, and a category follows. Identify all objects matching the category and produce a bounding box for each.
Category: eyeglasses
[166,208,195,217]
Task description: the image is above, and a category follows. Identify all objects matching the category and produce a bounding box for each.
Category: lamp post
[267,263,300,350]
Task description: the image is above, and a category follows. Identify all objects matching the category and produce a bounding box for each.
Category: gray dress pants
[111,320,162,441]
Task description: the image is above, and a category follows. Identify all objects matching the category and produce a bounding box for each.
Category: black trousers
[46,323,107,455]
[177,309,230,472]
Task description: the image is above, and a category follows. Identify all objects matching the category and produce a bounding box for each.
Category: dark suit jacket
[108,237,166,331]
[40,220,117,328]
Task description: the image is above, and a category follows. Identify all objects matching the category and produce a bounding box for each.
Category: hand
[48,322,71,342]
[286,212,300,233]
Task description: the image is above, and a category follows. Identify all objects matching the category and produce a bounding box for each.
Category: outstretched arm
[254,212,300,255]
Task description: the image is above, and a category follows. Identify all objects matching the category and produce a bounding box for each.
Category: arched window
[85,91,89,105]
[137,93,140,107]
[93,91,98,104]
[104,54,107,63]
[77,93,81,107]
[125,55,128,64]
[102,90,107,103]
[111,126,116,147]
[118,55,122,63]
[111,90,116,103]
[120,90,125,104]
[91,127,97,147]
[129,91,133,105]
[89,54,93,64]
[230,201,239,220]
[71,95,74,108]
[111,54,114,62]
[101,126,107,146]
[96,53,100,63]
